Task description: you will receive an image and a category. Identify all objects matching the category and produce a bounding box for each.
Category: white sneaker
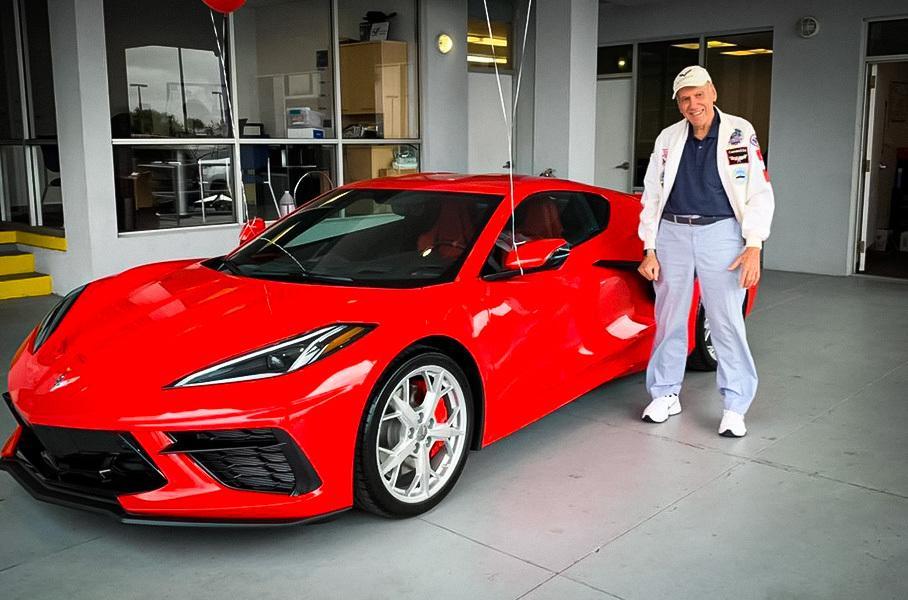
[718,410,747,437]
[642,394,681,423]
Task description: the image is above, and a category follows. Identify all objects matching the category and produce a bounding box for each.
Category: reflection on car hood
[27,259,412,389]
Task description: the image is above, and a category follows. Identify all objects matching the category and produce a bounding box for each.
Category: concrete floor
[0,271,906,599]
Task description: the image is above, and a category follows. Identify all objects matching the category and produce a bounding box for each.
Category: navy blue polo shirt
[664,112,734,217]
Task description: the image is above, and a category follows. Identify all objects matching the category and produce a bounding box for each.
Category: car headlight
[169,324,374,388]
[32,285,87,352]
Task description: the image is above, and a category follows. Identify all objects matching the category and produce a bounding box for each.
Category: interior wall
[534,0,597,183]
[337,0,418,139]
[467,72,512,174]
[419,0,467,173]
[599,0,908,275]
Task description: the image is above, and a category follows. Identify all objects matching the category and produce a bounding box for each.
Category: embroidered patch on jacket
[756,148,770,181]
[726,147,749,164]
[750,134,759,147]
[733,166,747,182]
[729,128,743,145]
[661,148,668,165]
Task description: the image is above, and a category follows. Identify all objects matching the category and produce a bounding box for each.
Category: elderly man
[637,65,774,437]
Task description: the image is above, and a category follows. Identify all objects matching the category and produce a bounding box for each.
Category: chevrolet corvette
[1,174,754,524]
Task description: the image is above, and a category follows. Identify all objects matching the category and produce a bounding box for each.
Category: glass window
[483,191,610,275]
[467,0,513,71]
[113,144,235,232]
[337,2,418,139]
[0,145,28,224]
[232,0,335,140]
[597,45,633,77]
[0,0,23,141]
[706,31,773,160]
[633,38,698,187]
[343,144,419,184]
[33,142,62,228]
[219,188,502,288]
[868,19,908,57]
[23,0,56,140]
[22,0,61,228]
[105,0,232,138]
[240,144,336,221]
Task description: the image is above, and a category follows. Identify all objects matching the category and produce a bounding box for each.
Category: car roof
[344,173,611,197]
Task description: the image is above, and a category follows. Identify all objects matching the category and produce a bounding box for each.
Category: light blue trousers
[645,218,758,414]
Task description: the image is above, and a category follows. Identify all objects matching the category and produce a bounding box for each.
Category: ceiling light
[672,41,739,50]
[720,48,774,56]
[467,34,508,47]
[467,54,508,64]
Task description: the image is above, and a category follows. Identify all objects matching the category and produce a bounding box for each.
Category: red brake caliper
[430,396,448,459]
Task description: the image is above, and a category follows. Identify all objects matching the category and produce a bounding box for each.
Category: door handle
[614,161,630,170]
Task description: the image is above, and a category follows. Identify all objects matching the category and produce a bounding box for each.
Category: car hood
[16,259,416,395]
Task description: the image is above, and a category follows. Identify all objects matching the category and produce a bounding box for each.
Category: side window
[482,191,610,275]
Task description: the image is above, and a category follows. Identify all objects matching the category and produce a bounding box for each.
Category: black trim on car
[163,428,322,496]
[0,459,344,526]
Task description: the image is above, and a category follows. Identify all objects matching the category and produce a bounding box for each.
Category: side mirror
[504,238,569,272]
[238,217,265,245]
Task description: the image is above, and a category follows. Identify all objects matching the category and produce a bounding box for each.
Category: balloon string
[481,0,520,275]
[209,9,234,137]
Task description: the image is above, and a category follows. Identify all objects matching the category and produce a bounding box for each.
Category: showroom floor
[1,271,906,600]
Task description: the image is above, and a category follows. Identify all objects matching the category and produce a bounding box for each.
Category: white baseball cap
[672,65,712,99]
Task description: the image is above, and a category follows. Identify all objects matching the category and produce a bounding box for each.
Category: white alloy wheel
[703,315,718,361]
[375,364,468,504]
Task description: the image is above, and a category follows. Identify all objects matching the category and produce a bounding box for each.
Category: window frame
[107,0,424,237]
[481,190,611,278]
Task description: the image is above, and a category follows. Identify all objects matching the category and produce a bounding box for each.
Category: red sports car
[1,174,753,524]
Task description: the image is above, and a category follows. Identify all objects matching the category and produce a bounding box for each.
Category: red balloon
[201,0,245,14]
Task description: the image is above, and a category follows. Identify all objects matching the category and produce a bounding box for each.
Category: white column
[44,0,116,292]
[532,0,597,184]
[419,0,468,173]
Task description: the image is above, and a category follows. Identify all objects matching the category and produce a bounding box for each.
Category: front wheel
[355,351,473,517]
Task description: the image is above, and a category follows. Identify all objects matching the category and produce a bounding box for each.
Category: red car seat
[517,197,563,240]
[417,201,475,259]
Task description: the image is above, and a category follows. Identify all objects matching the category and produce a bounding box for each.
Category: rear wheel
[687,292,751,372]
[355,351,473,517]
[687,304,718,371]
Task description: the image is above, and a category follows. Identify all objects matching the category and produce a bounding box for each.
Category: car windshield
[216,188,502,287]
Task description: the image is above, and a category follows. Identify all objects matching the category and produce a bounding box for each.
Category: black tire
[354,350,473,518]
[687,293,751,372]
[687,303,718,371]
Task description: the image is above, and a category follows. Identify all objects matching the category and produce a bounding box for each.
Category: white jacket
[638,108,775,249]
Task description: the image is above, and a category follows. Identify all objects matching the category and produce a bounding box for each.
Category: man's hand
[728,247,761,288]
[638,252,660,281]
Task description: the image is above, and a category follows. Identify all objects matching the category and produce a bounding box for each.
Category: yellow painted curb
[0,252,35,276]
[15,231,67,251]
[0,274,53,300]
[0,230,66,251]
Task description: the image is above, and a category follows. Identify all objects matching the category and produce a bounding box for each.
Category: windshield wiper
[248,270,354,284]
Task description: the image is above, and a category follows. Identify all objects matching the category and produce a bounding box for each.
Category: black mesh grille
[166,428,320,496]
[14,424,166,498]
[195,445,296,493]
